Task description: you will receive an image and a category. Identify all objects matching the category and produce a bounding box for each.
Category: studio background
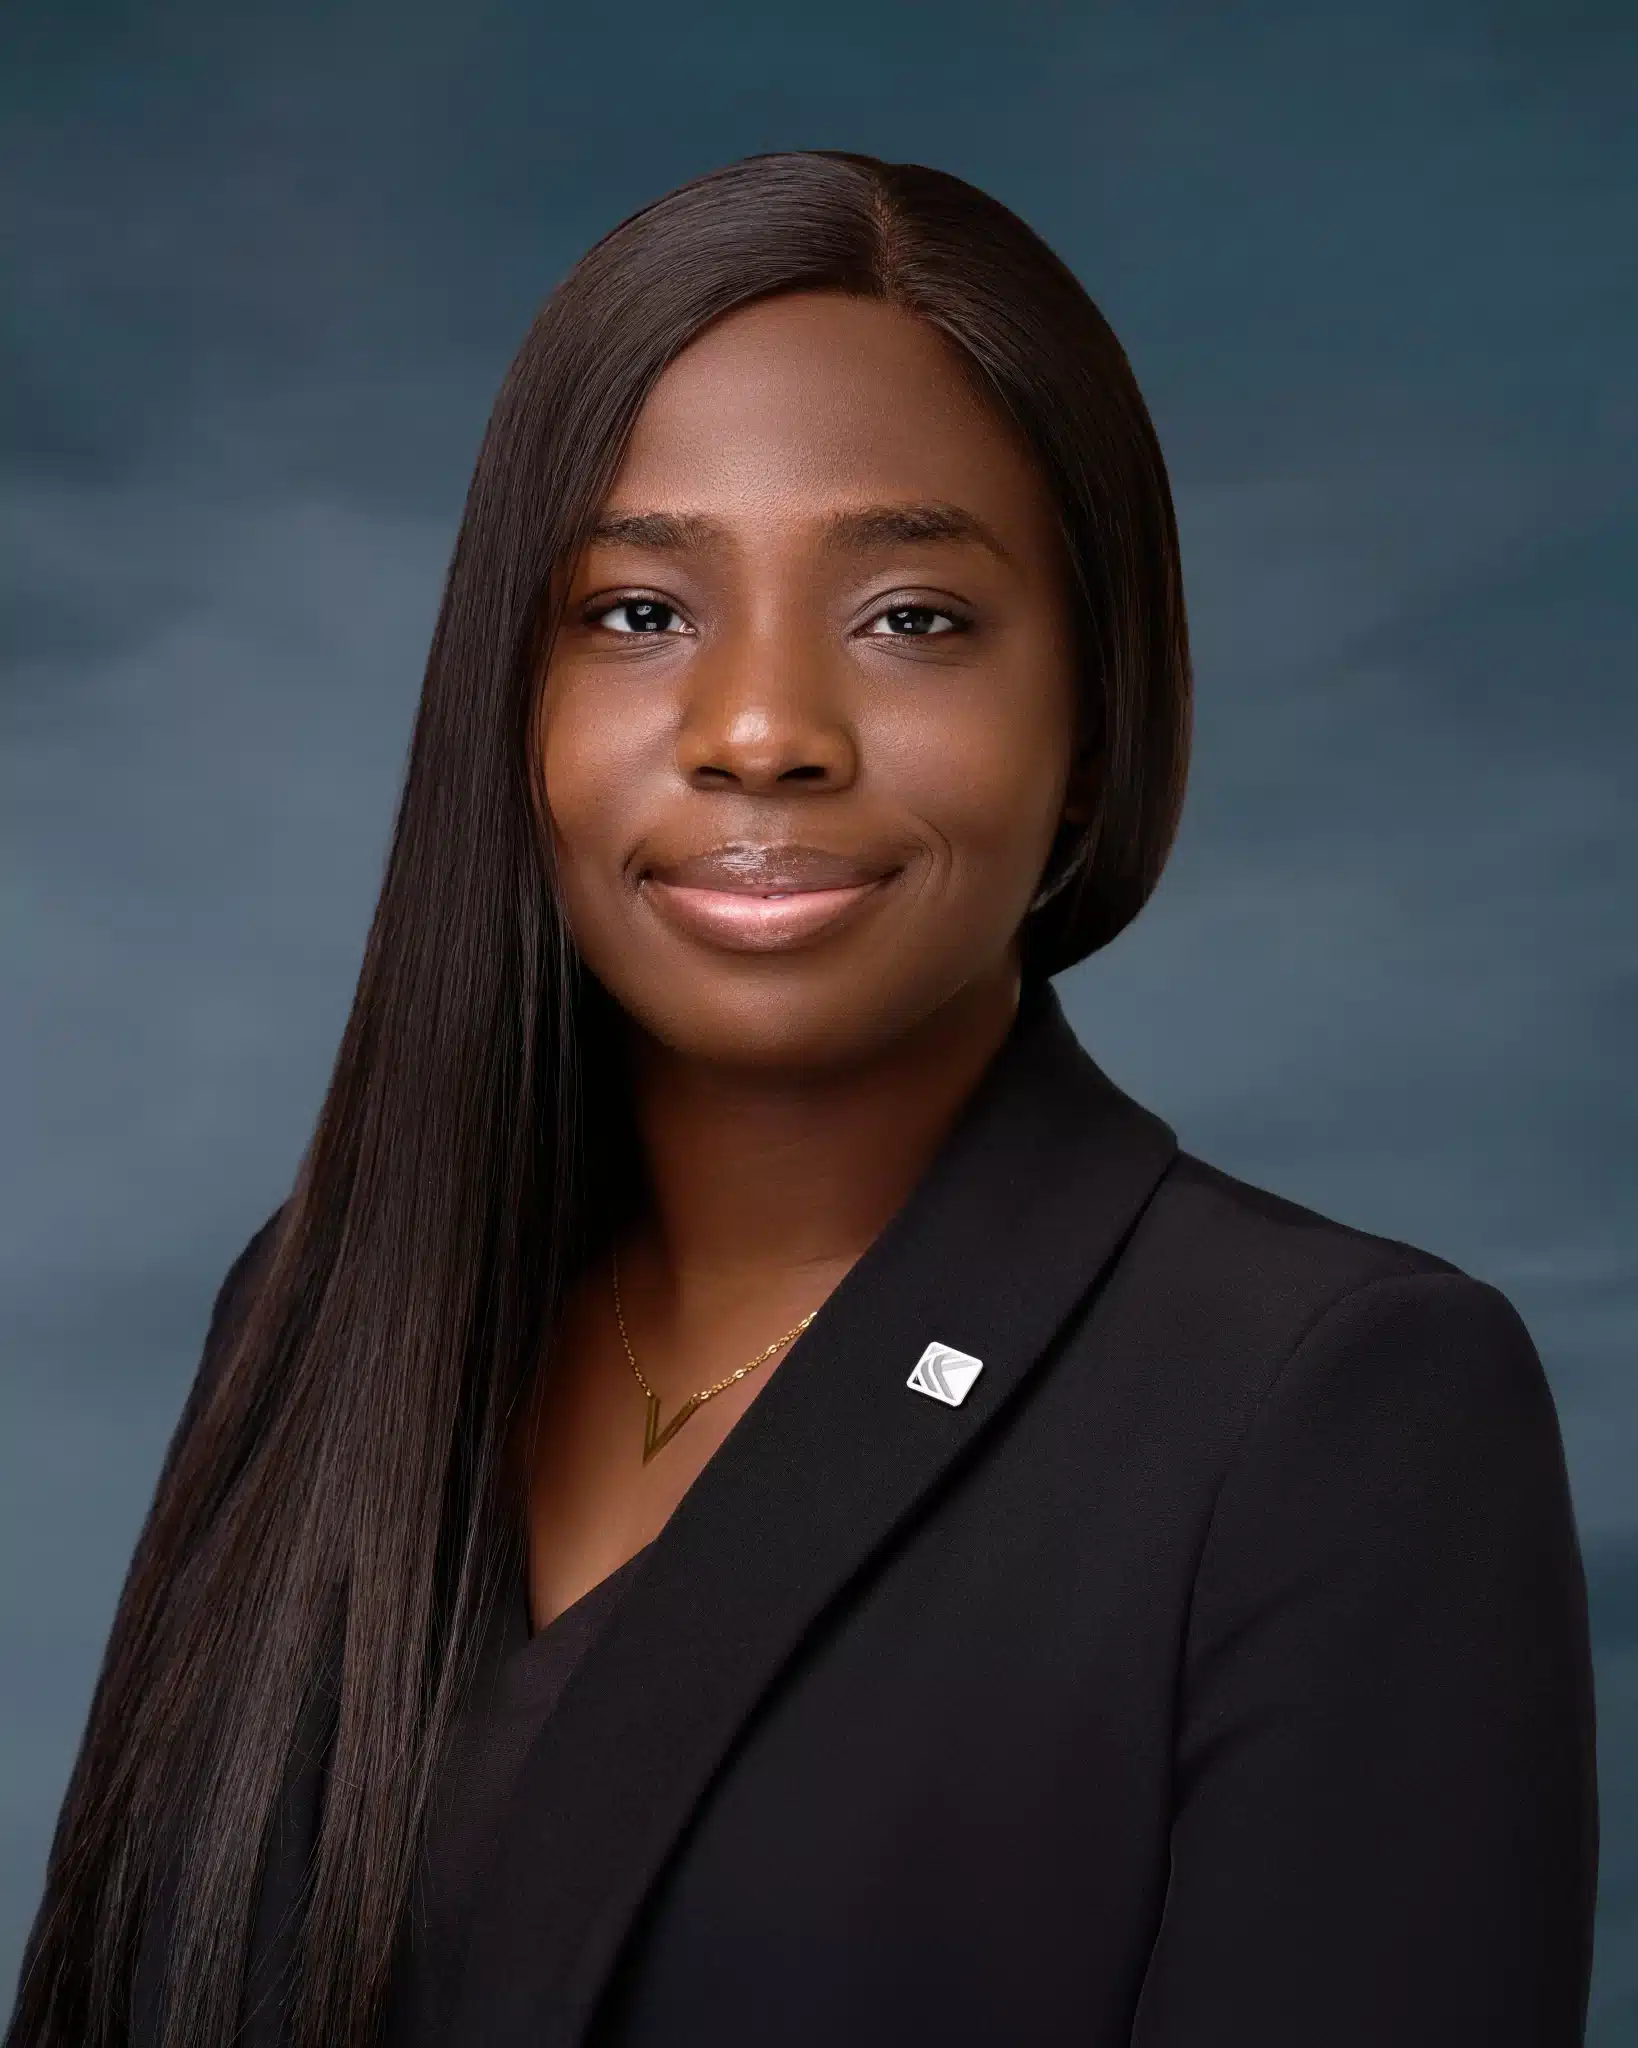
[3,1,1632,2034]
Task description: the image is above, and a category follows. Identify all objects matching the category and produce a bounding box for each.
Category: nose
[675,630,858,795]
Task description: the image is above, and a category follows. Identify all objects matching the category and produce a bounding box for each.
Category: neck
[621,972,1024,1304]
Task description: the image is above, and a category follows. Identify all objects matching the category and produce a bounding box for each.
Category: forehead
[604,291,1055,537]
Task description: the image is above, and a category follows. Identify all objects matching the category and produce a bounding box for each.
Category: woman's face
[538,289,1082,1072]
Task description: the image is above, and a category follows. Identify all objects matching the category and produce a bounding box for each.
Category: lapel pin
[906,1341,985,1408]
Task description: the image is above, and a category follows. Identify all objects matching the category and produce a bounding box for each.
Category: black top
[111,984,1596,2047]
[384,1548,653,2048]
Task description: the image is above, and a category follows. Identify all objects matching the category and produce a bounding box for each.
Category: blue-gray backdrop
[4,0,1633,2032]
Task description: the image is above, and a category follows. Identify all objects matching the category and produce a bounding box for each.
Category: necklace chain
[611,1251,818,1413]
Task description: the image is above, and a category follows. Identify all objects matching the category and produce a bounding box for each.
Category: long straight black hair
[9,150,1191,2048]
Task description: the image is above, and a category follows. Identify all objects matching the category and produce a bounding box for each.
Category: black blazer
[130,987,1597,2046]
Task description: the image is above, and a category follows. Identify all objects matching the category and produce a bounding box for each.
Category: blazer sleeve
[1131,1270,1598,2047]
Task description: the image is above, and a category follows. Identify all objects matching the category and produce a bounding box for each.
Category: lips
[647,843,897,892]
[638,842,902,952]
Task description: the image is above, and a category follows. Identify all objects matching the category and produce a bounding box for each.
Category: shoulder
[1144,1145,1465,1295]
[165,1203,289,1458]
[1115,1143,1487,1354]
[203,1203,288,1358]
[1086,1145,1562,1480]
[1101,1160,1585,1654]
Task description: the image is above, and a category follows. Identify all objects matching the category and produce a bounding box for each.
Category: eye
[591,597,690,636]
[865,603,963,638]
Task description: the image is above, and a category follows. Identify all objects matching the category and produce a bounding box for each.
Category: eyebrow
[586,501,1011,562]
[587,510,723,551]
[821,502,1011,562]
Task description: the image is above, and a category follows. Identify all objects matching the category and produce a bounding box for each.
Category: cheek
[537,673,659,879]
[874,669,1076,896]
[533,683,661,978]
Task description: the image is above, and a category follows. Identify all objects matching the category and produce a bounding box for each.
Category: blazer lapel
[454,985,1179,2046]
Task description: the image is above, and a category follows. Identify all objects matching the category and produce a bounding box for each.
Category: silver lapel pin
[906,1341,985,1408]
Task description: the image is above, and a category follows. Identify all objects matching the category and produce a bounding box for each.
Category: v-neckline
[504,1541,657,1657]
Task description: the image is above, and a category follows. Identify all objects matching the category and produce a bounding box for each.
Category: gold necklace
[611,1251,818,1464]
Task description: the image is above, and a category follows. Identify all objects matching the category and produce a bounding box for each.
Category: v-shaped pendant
[643,1391,705,1463]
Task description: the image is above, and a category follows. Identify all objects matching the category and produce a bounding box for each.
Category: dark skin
[522,289,1089,1625]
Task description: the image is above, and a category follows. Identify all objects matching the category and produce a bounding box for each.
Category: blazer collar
[455,983,1179,2046]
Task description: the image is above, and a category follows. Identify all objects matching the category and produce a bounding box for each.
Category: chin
[619,942,1027,1083]
[632,987,909,1075]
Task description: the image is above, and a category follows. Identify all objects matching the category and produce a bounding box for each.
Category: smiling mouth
[638,843,902,953]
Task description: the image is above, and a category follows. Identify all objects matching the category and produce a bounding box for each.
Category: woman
[11,151,1596,2048]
